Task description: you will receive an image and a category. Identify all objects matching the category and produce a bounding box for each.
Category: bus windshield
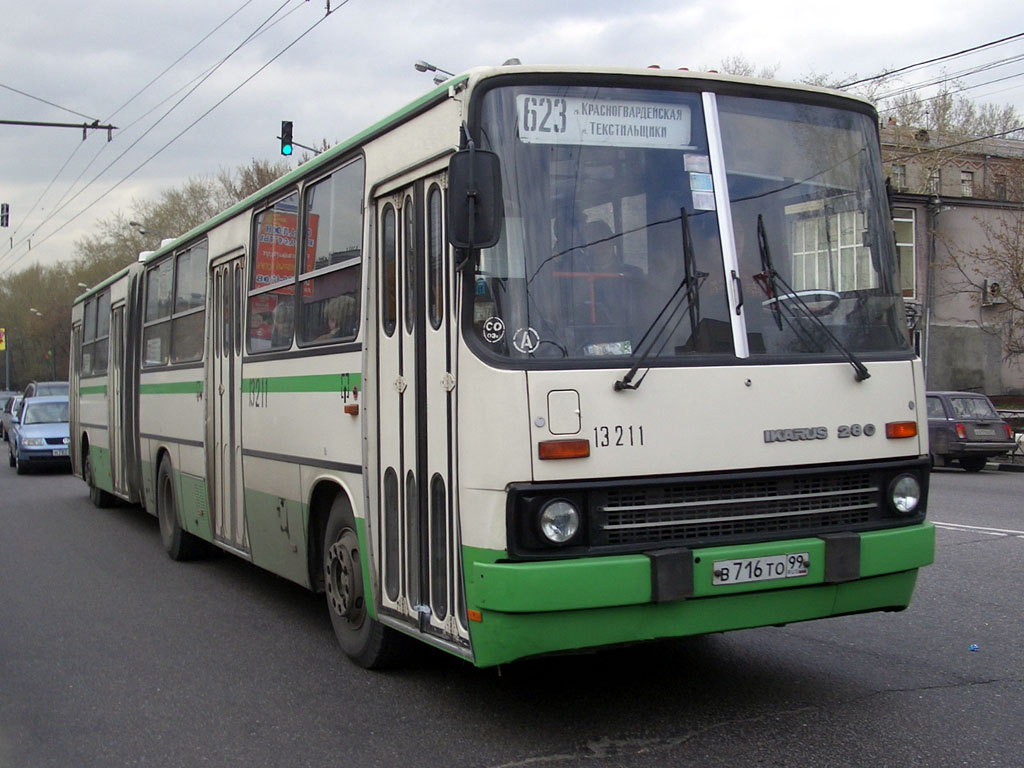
[469,83,910,364]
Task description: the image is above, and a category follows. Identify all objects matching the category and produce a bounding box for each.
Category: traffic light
[280,121,293,156]
[1,203,8,227]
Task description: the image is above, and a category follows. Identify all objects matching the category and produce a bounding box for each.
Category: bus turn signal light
[538,439,591,460]
[886,421,918,439]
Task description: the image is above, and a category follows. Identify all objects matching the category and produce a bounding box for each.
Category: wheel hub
[326,531,363,622]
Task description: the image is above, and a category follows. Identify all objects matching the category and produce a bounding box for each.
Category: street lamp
[414,60,455,85]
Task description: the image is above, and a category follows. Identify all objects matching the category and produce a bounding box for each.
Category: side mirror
[447,148,502,250]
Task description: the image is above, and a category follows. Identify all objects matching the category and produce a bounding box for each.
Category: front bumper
[465,523,934,667]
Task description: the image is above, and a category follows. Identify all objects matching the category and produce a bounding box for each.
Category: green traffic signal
[281,121,293,156]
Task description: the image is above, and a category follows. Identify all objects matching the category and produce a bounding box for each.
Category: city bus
[70,64,934,669]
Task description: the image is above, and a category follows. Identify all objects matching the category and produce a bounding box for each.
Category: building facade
[881,124,1024,395]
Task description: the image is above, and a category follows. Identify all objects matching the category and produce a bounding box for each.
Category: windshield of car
[22,401,69,425]
[468,82,909,366]
[950,396,999,419]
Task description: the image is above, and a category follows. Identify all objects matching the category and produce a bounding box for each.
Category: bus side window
[298,158,365,345]
[248,192,299,353]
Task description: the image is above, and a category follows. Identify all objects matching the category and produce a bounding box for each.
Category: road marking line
[932,521,1024,537]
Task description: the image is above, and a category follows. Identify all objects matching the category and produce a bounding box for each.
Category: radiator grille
[592,471,880,548]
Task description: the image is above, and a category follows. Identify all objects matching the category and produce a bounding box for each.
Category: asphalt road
[1,462,1022,768]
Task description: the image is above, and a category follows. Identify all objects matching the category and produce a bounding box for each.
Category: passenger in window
[271,301,294,348]
[316,295,357,341]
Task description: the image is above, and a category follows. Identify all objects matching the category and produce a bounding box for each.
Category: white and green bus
[71,64,934,668]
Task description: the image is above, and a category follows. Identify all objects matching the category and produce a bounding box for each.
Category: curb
[993,461,1024,473]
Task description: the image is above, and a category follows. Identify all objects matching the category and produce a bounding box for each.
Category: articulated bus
[71,64,934,669]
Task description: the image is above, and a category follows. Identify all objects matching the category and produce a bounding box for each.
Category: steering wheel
[761,289,841,316]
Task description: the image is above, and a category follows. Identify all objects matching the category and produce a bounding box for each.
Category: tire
[323,496,402,669]
[14,451,27,474]
[959,456,987,473]
[84,450,115,508]
[156,457,205,560]
[8,446,14,467]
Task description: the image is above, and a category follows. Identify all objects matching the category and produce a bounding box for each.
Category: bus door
[375,174,466,646]
[109,304,127,495]
[208,254,249,555]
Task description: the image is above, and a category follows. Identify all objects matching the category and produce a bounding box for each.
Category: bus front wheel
[323,497,401,669]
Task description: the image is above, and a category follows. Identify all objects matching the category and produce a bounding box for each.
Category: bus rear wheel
[157,457,205,560]
[323,498,401,669]
[84,451,114,508]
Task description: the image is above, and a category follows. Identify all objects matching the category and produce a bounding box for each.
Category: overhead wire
[1,0,309,272]
[838,31,1024,88]
[1,1,346,272]
[0,81,100,122]
[1,0,278,261]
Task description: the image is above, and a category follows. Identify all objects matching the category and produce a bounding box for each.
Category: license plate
[52,449,69,457]
[974,428,995,436]
[713,553,809,586]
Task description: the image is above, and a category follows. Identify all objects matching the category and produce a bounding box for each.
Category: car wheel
[8,446,14,468]
[959,456,987,473]
[14,452,27,475]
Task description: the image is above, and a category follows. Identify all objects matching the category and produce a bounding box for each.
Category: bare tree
[945,174,1024,358]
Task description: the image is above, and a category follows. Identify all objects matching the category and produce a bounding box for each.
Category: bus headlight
[539,499,581,544]
[889,474,921,515]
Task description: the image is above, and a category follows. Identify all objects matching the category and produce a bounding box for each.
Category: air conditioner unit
[982,279,1006,306]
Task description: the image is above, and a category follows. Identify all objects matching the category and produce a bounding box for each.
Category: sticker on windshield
[684,154,710,173]
[690,173,713,193]
[482,317,506,344]
[517,95,692,149]
[512,327,541,354]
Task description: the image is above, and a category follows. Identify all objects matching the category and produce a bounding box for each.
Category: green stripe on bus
[241,372,362,393]
[79,385,108,395]
[139,381,204,395]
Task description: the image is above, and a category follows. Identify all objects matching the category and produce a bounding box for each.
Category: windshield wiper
[615,209,705,391]
[752,214,870,383]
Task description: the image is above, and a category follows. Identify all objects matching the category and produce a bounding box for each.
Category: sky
[2,0,1023,277]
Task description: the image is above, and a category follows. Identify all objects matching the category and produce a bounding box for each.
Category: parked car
[22,380,69,399]
[2,394,23,442]
[926,391,1016,472]
[0,391,20,439]
[7,395,71,474]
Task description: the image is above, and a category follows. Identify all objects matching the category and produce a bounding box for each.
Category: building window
[892,207,916,299]
[995,175,1007,201]
[960,171,974,198]
[892,164,907,191]
[927,169,940,195]
[790,206,877,293]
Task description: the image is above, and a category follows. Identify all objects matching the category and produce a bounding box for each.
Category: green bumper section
[465,523,934,668]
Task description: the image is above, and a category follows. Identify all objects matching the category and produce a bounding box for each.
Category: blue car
[8,395,71,474]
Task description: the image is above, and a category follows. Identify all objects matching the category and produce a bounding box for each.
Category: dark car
[926,391,1016,472]
[22,380,70,399]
